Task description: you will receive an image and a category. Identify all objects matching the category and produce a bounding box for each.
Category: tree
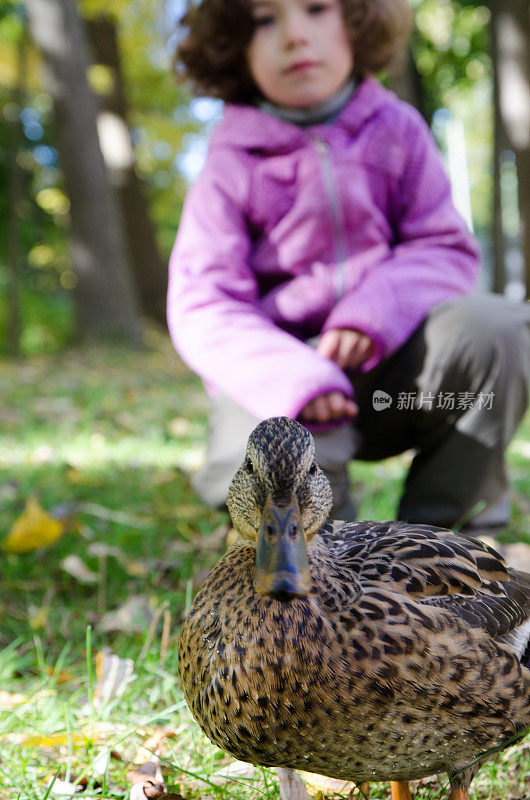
[489,0,530,296]
[86,15,168,325]
[5,18,27,356]
[25,0,142,341]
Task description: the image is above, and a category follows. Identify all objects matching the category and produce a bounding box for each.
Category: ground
[0,328,529,799]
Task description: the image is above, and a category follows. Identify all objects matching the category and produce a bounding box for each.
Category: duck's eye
[244,458,254,474]
[309,462,317,475]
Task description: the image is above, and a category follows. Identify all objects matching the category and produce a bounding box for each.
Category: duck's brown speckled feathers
[178,417,530,795]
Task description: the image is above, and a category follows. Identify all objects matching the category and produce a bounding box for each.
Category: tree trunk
[390,48,427,120]
[490,0,530,297]
[26,0,142,342]
[490,4,507,293]
[86,16,168,326]
[6,25,27,357]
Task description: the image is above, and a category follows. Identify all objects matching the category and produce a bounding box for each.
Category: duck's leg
[390,781,412,800]
[356,782,369,798]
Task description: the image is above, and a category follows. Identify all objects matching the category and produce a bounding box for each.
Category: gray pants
[192,294,530,529]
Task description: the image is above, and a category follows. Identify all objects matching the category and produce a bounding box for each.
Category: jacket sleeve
[322,107,480,371]
[167,148,353,420]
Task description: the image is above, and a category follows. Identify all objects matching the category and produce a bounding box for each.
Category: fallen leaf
[93,748,110,775]
[94,648,135,705]
[1,721,129,747]
[81,503,150,529]
[61,554,98,584]
[0,690,28,709]
[209,761,256,783]
[130,781,166,800]
[45,666,76,684]
[127,761,164,785]
[98,596,153,634]
[2,499,64,553]
[298,771,354,795]
[122,558,150,578]
[87,541,149,576]
[166,417,191,437]
[128,761,166,800]
[28,603,49,631]
[47,773,102,798]
[47,776,86,796]
[134,727,177,764]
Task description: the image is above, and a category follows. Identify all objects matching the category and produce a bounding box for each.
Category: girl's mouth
[285,60,319,74]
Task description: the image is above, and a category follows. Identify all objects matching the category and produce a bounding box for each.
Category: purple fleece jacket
[167,77,480,420]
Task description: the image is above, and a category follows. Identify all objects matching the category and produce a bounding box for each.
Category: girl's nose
[282,10,309,49]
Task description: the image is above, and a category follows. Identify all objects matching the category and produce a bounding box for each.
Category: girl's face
[246,0,353,109]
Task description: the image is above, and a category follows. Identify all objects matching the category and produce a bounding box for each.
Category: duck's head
[226,416,333,601]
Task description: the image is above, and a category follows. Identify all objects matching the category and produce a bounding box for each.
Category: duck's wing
[326,521,530,652]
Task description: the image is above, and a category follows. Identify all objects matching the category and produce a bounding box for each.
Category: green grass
[0,328,529,799]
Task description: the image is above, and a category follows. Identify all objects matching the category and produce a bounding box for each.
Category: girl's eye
[253,14,275,27]
[308,3,329,14]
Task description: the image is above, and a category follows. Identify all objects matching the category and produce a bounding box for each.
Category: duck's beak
[255,494,311,600]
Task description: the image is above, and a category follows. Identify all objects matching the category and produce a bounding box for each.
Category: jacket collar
[210,76,395,153]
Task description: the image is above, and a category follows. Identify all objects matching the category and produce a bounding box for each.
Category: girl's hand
[300,391,358,424]
[317,328,375,370]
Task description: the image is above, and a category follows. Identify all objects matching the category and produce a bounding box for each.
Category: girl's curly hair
[174,0,413,105]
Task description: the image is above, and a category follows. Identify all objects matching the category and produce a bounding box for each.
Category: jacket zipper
[312,136,346,300]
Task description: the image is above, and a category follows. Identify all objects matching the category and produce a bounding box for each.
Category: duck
[178,416,530,800]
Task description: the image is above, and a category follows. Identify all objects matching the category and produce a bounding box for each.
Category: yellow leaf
[2,499,64,553]
[45,666,76,684]
[29,604,49,631]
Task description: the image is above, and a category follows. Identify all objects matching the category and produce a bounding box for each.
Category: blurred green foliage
[0,0,198,353]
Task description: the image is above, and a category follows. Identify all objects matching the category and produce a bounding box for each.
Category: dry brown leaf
[127,761,164,785]
[2,499,64,553]
[134,728,175,764]
[128,761,166,800]
[129,782,166,800]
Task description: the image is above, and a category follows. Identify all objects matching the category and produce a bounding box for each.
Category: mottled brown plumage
[178,417,530,799]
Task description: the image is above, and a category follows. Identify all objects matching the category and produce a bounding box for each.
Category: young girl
[168,0,530,532]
